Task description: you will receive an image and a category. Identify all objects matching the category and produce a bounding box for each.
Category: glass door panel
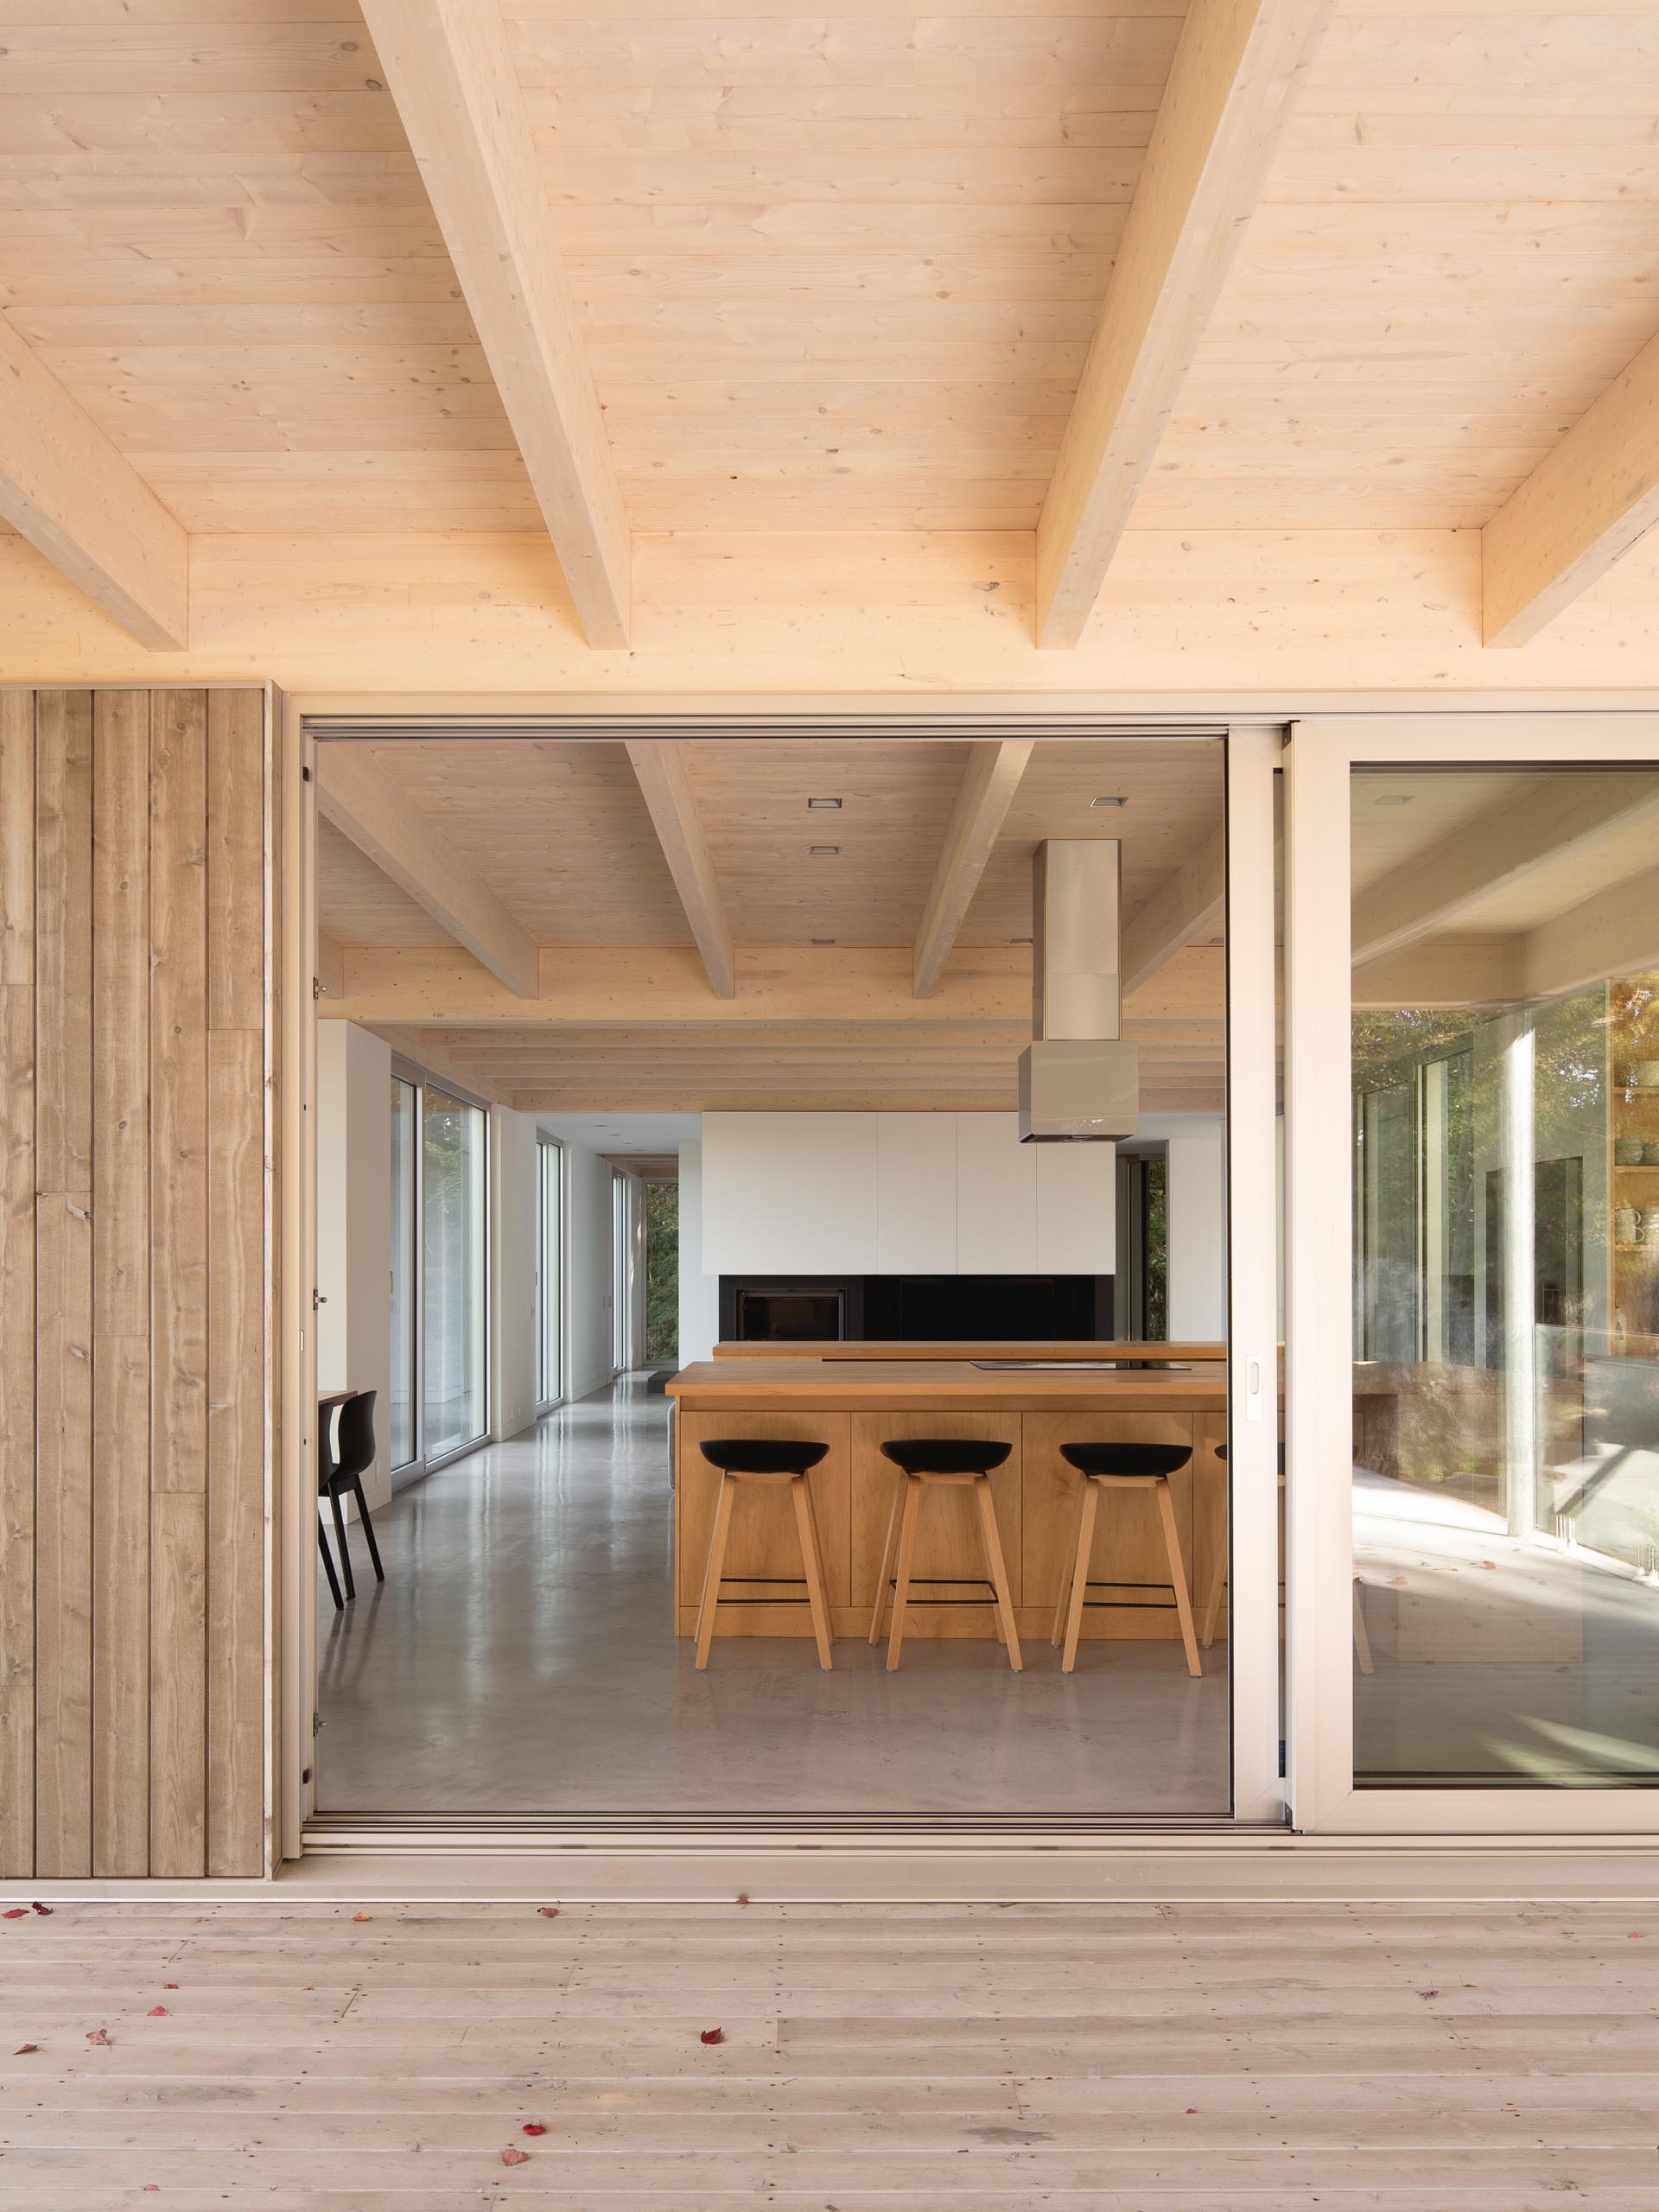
[389,1074,417,1469]
[537,1135,562,1407]
[423,1084,487,1460]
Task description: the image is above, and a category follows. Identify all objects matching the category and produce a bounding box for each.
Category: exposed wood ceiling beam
[1120,825,1224,998]
[623,741,736,998]
[316,747,539,999]
[0,316,188,650]
[325,943,1224,1028]
[1484,327,1659,647]
[1520,861,1659,1002]
[358,0,630,648]
[1351,772,1659,970]
[912,740,1034,997]
[1034,0,1333,648]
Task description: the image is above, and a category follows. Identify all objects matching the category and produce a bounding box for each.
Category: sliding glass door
[389,1073,418,1470]
[423,1084,488,1463]
[1285,714,1659,1831]
[537,1134,563,1409]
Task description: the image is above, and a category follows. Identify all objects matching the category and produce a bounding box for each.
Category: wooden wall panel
[0,684,272,1881]
[0,692,35,1876]
[149,689,210,1878]
[91,690,150,1877]
[33,690,93,1878]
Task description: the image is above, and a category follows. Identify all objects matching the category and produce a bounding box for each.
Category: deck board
[2,1900,1657,2206]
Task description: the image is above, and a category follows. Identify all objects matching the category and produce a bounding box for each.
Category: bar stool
[1198,1444,1372,1673]
[1049,1442,1201,1677]
[868,1440,1021,1673]
[694,1439,835,1670]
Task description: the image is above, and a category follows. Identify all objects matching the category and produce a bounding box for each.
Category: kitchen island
[666,1357,1229,1651]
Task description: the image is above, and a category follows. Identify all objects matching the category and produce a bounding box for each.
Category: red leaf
[537,1905,560,1919]
[86,2029,110,2046]
[1419,1988,1439,1999]
[29,1902,52,1916]
[14,2044,37,2056]
[147,2005,169,2018]
[352,1911,372,1923]
[1,1908,25,1919]
[699,2027,725,2046]
[162,1982,178,1989]
[1185,2107,1198,2114]
[521,2122,547,2137]
[735,1893,751,1906]
[501,2145,531,2166]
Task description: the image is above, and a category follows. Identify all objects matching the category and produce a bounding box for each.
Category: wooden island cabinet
[667,1359,1229,1649]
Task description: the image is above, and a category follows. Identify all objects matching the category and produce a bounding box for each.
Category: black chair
[319,1389,385,1604]
[868,1438,1020,1672]
[1050,1440,1200,1676]
[694,1438,834,1669]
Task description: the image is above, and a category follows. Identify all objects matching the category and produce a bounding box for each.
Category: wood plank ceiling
[2,1,1657,648]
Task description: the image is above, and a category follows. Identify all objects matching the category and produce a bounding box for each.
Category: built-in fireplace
[720,1274,1112,1344]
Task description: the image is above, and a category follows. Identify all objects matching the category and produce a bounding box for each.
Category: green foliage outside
[644,1180,678,1365]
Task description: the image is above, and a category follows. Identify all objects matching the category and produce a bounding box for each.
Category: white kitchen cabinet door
[876,1113,957,1271]
[700,1113,879,1274]
[955,1113,1037,1271]
[1035,1141,1116,1273]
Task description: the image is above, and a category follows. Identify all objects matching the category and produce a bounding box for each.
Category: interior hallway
[316,1380,1230,1817]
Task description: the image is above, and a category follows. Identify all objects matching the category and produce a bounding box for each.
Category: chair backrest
[333,1389,378,1484]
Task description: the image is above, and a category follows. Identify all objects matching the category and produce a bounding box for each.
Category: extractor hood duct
[1017,840,1140,1142]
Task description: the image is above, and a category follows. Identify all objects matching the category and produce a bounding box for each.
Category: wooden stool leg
[972,1476,1021,1672]
[1352,1576,1374,1675]
[1201,1541,1227,1648]
[694,1472,735,1670]
[1051,1491,1082,1648]
[868,1474,906,1644]
[885,1476,923,1673]
[1154,1477,1203,1679]
[791,1474,835,1671]
[1059,1480,1098,1674]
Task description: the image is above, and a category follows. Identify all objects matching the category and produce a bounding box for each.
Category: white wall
[1139,1111,1228,1341]
[701,1111,1116,1279]
[315,1021,392,1510]
[562,1136,620,1400]
[677,1134,720,1364]
[491,1106,538,1442]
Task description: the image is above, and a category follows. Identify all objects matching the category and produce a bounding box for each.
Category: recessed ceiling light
[1374,794,1414,807]
[1090,795,1128,809]
[809,844,840,856]
[811,938,836,946]
[807,796,842,810]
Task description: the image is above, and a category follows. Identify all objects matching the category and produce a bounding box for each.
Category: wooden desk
[667,1358,1230,1648]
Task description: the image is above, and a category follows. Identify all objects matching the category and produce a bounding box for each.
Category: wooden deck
[3,1898,1658,2208]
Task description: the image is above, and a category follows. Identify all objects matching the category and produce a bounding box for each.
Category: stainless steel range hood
[1017,840,1140,1142]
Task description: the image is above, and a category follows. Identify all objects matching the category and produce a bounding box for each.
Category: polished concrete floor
[316,1378,1231,1815]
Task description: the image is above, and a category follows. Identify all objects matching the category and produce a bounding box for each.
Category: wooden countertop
[711,1338,1226,1363]
[669,1357,1231,1411]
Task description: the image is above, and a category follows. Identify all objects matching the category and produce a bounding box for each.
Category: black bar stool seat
[694,1438,835,1669]
[868,1437,1020,1671]
[1051,1440,1201,1676]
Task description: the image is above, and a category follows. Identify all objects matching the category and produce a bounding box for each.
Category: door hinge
[313,974,325,1000]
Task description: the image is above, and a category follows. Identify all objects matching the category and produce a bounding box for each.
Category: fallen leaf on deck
[30,1902,52,1916]
[735,1893,751,1905]
[163,1982,178,1989]
[86,2029,110,2045]
[14,2044,37,2055]
[352,1911,372,1923]
[537,1905,560,1918]
[501,2145,530,2166]
[148,2006,169,2018]
[1388,1574,1408,1586]
[699,2027,725,2045]
[522,2121,546,2136]
[1,1909,25,1919]
[1476,1560,1497,1570]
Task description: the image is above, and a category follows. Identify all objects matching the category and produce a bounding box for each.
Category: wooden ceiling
[321,734,1228,1111]
[2,1,1657,659]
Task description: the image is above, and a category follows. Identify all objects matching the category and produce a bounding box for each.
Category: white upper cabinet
[701,1112,878,1274]
[876,1113,958,1272]
[955,1112,1037,1272]
[1034,1139,1117,1274]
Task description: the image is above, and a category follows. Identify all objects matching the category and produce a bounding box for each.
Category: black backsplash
[719,1274,1112,1343]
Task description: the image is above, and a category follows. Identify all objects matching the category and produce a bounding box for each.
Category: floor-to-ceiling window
[389,1072,418,1469]
[537,1133,563,1408]
[423,1084,488,1462]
